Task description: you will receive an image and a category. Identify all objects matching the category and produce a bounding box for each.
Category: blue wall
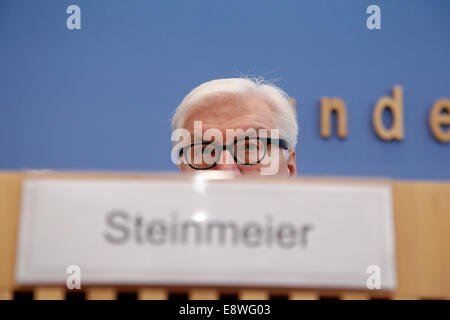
[1,0,449,180]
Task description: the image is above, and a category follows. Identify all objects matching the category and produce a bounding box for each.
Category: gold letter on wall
[429,98,450,143]
[320,97,348,139]
[372,86,404,141]
[288,97,297,114]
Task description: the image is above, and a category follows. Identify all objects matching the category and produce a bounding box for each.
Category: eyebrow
[187,126,271,136]
[185,125,273,145]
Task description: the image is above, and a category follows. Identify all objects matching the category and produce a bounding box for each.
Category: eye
[246,142,258,150]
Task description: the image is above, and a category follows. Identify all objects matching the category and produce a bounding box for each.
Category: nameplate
[16,178,396,289]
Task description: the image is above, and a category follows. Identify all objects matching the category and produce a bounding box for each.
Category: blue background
[0,0,449,180]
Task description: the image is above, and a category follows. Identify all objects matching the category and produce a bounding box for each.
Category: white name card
[16,178,396,289]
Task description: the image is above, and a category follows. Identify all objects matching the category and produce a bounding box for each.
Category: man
[171,78,298,176]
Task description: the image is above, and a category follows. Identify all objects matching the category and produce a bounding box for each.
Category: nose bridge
[220,146,235,164]
[214,145,239,171]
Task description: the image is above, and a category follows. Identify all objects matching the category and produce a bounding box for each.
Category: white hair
[171,77,298,149]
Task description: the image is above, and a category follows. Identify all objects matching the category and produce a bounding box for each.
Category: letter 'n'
[320,97,348,139]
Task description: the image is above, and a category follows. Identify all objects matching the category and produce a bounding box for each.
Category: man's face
[177,96,297,176]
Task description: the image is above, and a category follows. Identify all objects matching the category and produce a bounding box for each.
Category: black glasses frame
[179,137,289,170]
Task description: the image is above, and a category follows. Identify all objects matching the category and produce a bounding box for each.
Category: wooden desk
[0,172,449,300]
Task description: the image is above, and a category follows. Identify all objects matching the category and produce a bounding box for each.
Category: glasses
[179,137,289,170]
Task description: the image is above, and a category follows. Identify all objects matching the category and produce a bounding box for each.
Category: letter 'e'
[429,99,450,143]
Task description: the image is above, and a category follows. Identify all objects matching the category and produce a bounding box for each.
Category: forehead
[182,95,275,132]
